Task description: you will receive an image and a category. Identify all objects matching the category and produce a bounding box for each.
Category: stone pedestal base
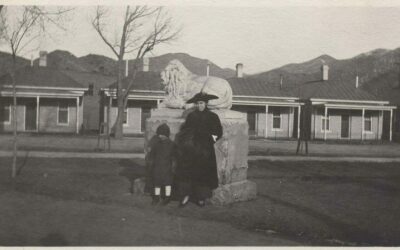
[145,107,257,205]
[210,180,257,206]
[145,108,185,142]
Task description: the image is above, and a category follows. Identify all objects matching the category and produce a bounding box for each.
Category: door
[25,101,37,131]
[141,107,151,133]
[247,111,256,136]
[341,114,350,138]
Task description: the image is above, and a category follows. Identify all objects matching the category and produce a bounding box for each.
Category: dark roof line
[0,66,85,89]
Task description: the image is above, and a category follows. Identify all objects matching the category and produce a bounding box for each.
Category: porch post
[107,96,112,134]
[361,108,365,141]
[324,106,327,141]
[265,105,269,138]
[76,97,79,134]
[81,96,84,130]
[288,107,291,138]
[297,105,301,139]
[36,96,40,132]
[377,110,381,140]
[390,109,393,142]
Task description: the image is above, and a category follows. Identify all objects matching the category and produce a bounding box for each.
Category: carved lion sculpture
[160,59,232,109]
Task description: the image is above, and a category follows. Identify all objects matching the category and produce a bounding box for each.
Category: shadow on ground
[40,233,69,246]
[118,158,146,194]
[258,193,382,245]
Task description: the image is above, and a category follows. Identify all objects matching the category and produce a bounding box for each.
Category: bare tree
[0,6,4,36]
[91,6,181,138]
[0,6,72,178]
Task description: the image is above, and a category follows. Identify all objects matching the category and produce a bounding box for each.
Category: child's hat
[156,123,170,137]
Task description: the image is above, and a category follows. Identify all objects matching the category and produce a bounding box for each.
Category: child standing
[146,123,176,205]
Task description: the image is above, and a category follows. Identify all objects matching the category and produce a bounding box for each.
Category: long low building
[228,78,301,139]
[0,52,397,141]
[297,66,396,141]
[102,70,164,134]
[0,66,86,133]
[101,62,303,139]
[102,62,396,141]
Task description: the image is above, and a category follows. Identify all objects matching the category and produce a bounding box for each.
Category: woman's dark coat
[175,108,223,191]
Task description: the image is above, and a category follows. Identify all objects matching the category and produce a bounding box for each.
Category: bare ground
[0,157,399,246]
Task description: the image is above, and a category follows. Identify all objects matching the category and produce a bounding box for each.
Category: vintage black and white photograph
[0,0,400,246]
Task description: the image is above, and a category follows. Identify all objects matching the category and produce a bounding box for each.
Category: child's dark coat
[145,135,176,191]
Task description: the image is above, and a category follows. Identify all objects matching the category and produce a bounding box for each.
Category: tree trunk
[113,58,125,139]
[114,97,124,139]
[11,55,17,178]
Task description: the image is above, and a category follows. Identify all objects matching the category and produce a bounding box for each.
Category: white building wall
[104,99,157,134]
[257,107,294,139]
[311,108,383,140]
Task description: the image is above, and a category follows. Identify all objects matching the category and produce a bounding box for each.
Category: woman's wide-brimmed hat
[186,92,219,104]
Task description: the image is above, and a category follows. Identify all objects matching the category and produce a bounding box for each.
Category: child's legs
[165,185,172,197]
[154,186,161,196]
[155,185,172,197]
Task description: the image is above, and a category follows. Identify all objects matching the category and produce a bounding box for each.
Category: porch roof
[296,77,384,102]
[0,86,85,98]
[0,66,85,90]
[315,103,396,111]
[104,73,302,105]
[233,96,301,106]
[104,89,164,100]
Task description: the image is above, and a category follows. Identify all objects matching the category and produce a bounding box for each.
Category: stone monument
[144,60,257,205]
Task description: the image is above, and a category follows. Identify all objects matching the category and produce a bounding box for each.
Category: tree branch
[89,5,181,137]
[14,8,41,55]
[30,6,74,32]
[17,33,40,55]
[91,6,119,58]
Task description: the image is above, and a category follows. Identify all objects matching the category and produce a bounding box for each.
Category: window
[1,104,11,123]
[364,114,372,132]
[322,114,330,131]
[58,102,69,125]
[123,108,128,125]
[272,108,281,130]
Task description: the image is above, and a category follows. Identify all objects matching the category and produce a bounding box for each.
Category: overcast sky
[2,1,400,74]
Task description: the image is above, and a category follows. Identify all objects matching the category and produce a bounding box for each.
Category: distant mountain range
[249,48,400,105]
[0,52,30,77]
[134,53,236,79]
[1,47,399,105]
[0,50,236,79]
[252,48,400,84]
[363,68,400,105]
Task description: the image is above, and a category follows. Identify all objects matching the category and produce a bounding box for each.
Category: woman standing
[175,92,223,207]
